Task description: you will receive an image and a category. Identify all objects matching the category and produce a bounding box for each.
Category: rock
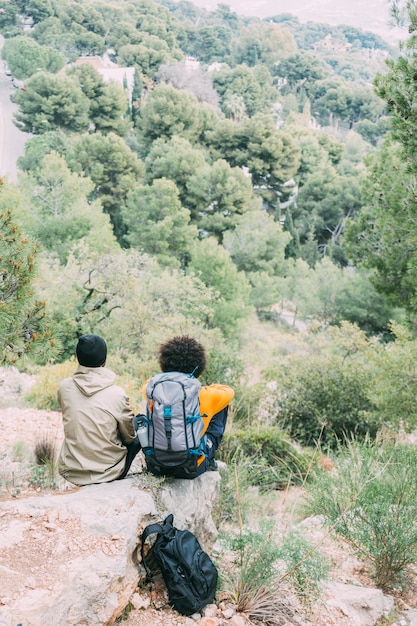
[405,610,417,626]
[324,582,395,626]
[0,472,220,626]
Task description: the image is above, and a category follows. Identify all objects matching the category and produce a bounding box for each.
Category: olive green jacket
[58,365,135,486]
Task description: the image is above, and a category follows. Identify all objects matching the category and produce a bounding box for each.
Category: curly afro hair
[158,336,206,378]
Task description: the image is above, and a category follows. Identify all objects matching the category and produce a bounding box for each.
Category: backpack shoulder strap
[140,514,175,581]
[141,522,163,581]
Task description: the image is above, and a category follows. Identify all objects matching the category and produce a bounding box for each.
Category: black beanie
[76,334,107,367]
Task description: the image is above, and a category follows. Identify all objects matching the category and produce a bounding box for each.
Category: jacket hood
[72,365,117,397]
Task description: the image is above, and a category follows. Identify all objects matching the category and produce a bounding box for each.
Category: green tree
[68,132,145,241]
[117,34,183,79]
[13,72,90,134]
[212,64,277,117]
[13,0,53,24]
[17,153,117,263]
[17,130,70,172]
[122,178,197,266]
[223,210,290,276]
[131,67,143,124]
[31,16,79,60]
[188,25,232,63]
[0,1,17,28]
[344,142,417,312]
[145,136,207,199]
[67,64,130,135]
[0,183,56,364]
[136,84,210,153]
[37,247,218,362]
[185,159,255,240]
[208,114,300,210]
[233,22,296,69]
[187,238,251,339]
[275,52,328,96]
[2,35,65,79]
[295,167,364,263]
[375,25,417,167]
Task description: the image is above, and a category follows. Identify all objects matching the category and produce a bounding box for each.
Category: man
[143,335,234,478]
[58,334,141,485]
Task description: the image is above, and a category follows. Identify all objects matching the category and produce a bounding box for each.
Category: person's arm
[116,392,136,445]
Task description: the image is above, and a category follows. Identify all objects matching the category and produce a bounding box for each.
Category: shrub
[276,530,330,605]
[31,435,59,489]
[212,456,276,527]
[217,524,303,625]
[218,427,313,490]
[270,354,380,448]
[25,359,77,410]
[304,440,417,589]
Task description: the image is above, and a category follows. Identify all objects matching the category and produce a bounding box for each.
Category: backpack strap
[141,522,163,582]
[140,514,175,581]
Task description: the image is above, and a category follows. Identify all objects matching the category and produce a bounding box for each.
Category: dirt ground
[1,367,417,626]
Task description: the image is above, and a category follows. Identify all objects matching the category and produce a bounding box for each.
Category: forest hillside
[2,0,417,622]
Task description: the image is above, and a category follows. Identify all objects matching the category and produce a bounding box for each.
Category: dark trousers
[117,414,142,480]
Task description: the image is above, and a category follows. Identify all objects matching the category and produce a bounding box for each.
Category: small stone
[130,592,150,609]
[199,618,219,626]
[221,608,235,619]
[204,604,218,617]
[230,615,246,626]
[190,612,202,621]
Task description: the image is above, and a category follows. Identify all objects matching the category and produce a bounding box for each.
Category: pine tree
[0,188,56,363]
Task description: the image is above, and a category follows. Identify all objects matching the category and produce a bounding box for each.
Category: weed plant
[212,457,275,527]
[31,436,59,489]
[304,439,417,589]
[215,459,329,623]
[218,426,313,491]
[277,530,330,606]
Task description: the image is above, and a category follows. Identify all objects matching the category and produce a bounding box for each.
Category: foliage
[0,188,56,365]
[25,359,77,410]
[343,141,417,316]
[217,520,327,622]
[212,63,277,118]
[223,209,290,277]
[186,159,256,240]
[269,350,380,448]
[2,35,65,79]
[17,152,117,263]
[364,323,417,432]
[68,132,145,240]
[276,529,330,605]
[187,237,252,340]
[304,440,417,589]
[30,435,59,489]
[13,72,90,134]
[218,427,313,490]
[122,178,197,267]
[67,63,131,135]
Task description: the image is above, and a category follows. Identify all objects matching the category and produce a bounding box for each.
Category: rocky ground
[1,367,417,626]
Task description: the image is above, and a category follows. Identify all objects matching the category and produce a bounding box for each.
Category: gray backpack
[144,372,206,477]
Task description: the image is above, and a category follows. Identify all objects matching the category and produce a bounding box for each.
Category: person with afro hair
[142,335,234,477]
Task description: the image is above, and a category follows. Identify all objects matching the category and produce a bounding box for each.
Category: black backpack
[140,514,218,616]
